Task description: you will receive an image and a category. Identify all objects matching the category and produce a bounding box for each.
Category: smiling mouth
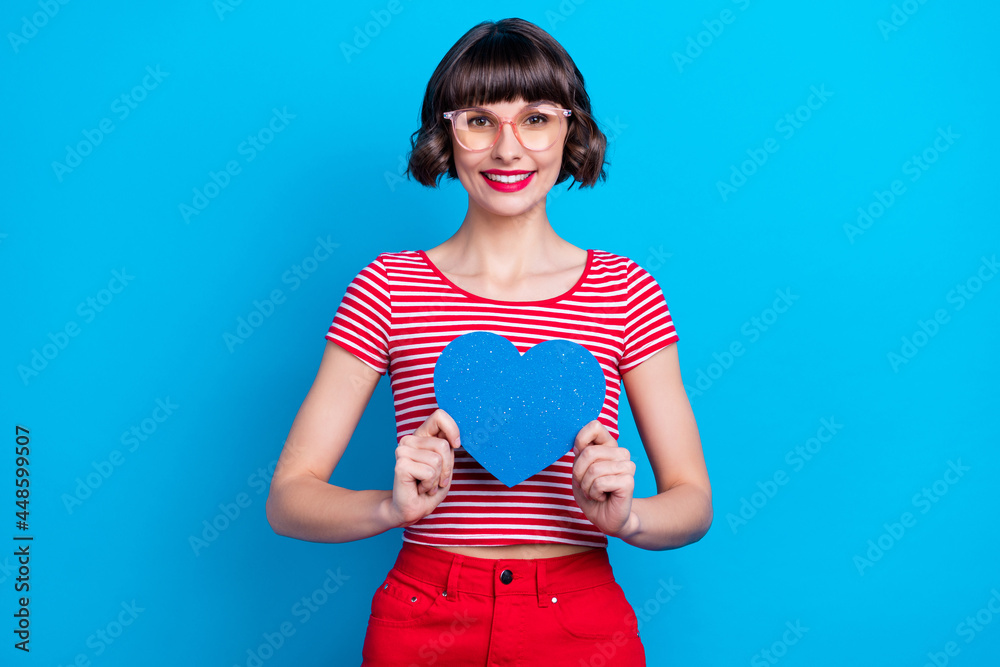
[480,171,535,192]
[483,172,533,183]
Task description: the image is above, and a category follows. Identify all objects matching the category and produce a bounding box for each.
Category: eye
[468,114,494,128]
[523,113,549,126]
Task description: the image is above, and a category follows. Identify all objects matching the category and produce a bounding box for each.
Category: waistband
[390,541,617,608]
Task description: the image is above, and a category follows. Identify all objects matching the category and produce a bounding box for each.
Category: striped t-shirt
[325,248,679,548]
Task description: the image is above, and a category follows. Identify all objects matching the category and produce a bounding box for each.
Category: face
[448,97,569,220]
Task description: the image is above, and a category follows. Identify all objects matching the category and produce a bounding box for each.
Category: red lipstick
[481,169,535,192]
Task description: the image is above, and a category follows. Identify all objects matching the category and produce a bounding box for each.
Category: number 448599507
[15,425,29,529]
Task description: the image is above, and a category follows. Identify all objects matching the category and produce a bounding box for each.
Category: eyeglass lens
[451,107,565,151]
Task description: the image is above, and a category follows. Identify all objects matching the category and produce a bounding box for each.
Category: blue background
[2,1,998,665]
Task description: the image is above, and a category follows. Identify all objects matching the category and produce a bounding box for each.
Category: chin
[483,190,549,211]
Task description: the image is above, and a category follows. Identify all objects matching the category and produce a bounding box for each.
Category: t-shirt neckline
[416,248,593,305]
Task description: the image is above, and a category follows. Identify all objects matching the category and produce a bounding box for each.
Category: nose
[491,121,522,159]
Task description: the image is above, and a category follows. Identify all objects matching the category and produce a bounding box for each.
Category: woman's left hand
[570,419,637,538]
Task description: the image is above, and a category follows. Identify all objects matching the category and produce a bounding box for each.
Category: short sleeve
[325,255,391,376]
[619,259,679,373]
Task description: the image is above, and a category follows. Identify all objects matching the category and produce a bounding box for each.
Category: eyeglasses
[442,104,572,152]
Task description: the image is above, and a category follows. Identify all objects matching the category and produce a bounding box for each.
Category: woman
[265,17,712,666]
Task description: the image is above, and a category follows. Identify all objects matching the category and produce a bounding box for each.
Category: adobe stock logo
[233,567,349,667]
[843,126,959,244]
[222,236,340,353]
[727,417,843,534]
[213,0,245,21]
[56,600,145,664]
[716,85,834,202]
[685,288,799,398]
[922,588,1000,667]
[7,0,73,54]
[853,459,970,575]
[877,0,932,40]
[189,459,277,557]
[544,0,588,31]
[672,0,753,74]
[62,397,179,514]
[180,107,295,224]
[17,268,135,386]
[52,66,169,182]
[886,255,995,372]
[340,0,407,63]
[750,620,808,667]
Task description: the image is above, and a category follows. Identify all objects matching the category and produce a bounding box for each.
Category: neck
[444,195,565,273]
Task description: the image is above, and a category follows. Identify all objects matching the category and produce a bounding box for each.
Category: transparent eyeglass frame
[442,105,573,152]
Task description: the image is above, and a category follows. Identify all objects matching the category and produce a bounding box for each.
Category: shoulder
[350,249,422,276]
[588,249,652,284]
[375,249,421,261]
[369,249,424,272]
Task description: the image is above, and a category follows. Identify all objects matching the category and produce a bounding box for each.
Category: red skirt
[360,540,647,666]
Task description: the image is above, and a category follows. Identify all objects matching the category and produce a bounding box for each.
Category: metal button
[442,591,448,597]
[411,596,418,602]
[499,569,513,585]
[551,596,558,603]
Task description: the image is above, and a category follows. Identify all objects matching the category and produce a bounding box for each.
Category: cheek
[451,158,474,187]
[539,151,565,182]
[453,153,479,180]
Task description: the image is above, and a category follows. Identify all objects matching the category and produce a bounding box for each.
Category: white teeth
[484,172,531,183]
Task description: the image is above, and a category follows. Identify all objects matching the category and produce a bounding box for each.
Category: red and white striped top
[325,248,679,548]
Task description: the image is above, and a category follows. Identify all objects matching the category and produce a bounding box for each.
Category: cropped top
[325,248,679,548]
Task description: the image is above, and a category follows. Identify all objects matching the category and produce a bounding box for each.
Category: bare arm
[265,341,398,542]
[616,343,713,550]
[265,340,461,543]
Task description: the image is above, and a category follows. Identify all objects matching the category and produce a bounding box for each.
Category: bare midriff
[429,543,602,560]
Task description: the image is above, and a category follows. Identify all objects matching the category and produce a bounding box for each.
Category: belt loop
[445,554,464,603]
[536,559,549,607]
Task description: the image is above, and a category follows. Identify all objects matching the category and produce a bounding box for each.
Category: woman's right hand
[388,408,463,528]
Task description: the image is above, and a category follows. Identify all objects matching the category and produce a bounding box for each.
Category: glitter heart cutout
[433,331,606,487]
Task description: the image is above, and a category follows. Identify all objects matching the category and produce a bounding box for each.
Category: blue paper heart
[433,331,606,487]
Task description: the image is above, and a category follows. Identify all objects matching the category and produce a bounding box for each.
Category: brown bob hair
[405,18,608,189]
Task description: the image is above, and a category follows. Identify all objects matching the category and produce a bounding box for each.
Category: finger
[428,431,456,486]
[404,436,454,487]
[573,419,615,455]
[574,442,630,473]
[423,409,461,483]
[398,458,439,495]
[415,409,463,450]
[579,459,636,494]
[402,448,445,493]
[588,472,634,502]
[439,444,455,488]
